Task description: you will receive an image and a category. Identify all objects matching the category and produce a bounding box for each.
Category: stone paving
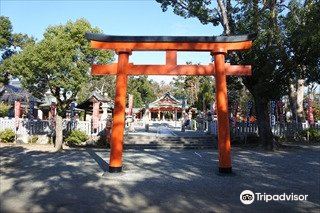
[0,143,319,212]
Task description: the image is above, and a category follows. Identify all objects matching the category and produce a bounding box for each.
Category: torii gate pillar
[109,50,131,172]
[213,51,231,172]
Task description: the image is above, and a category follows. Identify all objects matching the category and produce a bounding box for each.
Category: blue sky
[1,0,222,83]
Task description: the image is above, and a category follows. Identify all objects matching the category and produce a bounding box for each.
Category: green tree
[281,0,320,122]
[127,76,157,107]
[154,80,172,97]
[5,19,114,151]
[234,0,290,150]
[77,75,115,103]
[0,16,34,85]
[171,75,214,110]
[171,76,187,100]
[184,76,200,106]
[156,0,295,150]
[195,76,215,110]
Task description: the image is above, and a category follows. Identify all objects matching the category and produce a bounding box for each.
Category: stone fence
[0,118,106,136]
[209,120,320,137]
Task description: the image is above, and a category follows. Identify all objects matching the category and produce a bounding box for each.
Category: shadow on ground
[0,145,319,212]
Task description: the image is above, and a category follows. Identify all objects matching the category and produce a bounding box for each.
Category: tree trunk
[296,79,305,122]
[55,115,63,151]
[216,0,230,35]
[288,83,298,122]
[254,96,274,151]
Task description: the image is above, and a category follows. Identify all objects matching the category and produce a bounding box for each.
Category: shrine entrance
[86,33,254,173]
[148,92,183,121]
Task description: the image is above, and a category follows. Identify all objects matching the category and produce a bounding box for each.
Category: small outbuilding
[76,91,114,122]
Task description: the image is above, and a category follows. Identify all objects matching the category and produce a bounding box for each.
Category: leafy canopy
[127,76,157,108]
[282,0,320,84]
[0,16,35,84]
[5,19,114,116]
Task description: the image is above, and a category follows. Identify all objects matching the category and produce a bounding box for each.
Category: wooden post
[166,51,177,65]
[109,51,130,173]
[213,52,232,173]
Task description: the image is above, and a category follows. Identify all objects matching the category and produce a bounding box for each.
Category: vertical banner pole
[109,51,130,173]
[213,52,232,173]
[14,100,21,141]
[92,101,100,133]
[14,101,21,128]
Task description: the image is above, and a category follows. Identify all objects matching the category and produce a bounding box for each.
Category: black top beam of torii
[86,33,256,43]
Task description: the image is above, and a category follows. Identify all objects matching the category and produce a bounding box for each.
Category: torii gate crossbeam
[86,33,255,174]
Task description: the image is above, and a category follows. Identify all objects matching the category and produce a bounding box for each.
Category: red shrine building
[147,92,185,121]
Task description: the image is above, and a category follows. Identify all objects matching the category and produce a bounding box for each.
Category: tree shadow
[0,145,319,212]
[0,146,119,212]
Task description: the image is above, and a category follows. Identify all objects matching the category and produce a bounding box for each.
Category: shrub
[0,102,10,117]
[28,136,38,144]
[0,129,15,143]
[96,129,110,148]
[301,128,320,142]
[65,130,88,146]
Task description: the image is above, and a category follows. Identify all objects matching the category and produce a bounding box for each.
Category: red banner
[14,101,21,128]
[92,101,100,129]
[308,98,315,125]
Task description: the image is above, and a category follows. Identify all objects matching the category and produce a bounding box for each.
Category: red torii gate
[86,33,255,173]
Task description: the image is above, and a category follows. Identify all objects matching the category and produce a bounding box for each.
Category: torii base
[219,167,232,173]
[109,166,122,173]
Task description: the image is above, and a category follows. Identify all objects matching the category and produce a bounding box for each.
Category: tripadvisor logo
[240,190,308,205]
[240,190,255,205]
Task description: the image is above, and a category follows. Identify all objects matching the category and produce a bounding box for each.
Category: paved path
[0,144,319,212]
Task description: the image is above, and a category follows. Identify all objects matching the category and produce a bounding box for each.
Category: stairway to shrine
[124,134,217,149]
[123,121,217,149]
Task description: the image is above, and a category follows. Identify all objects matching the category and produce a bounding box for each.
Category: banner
[14,101,21,128]
[50,102,56,129]
[182,99,187,109]
[70,102,75,118]
[246,100,253,126]
[270,101,276,126]
[29,99,35,119]
[307,98,315,125]
[92,101,100,129]
[128,94,133,116]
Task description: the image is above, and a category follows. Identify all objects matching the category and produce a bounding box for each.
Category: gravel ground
[0,143,319,213]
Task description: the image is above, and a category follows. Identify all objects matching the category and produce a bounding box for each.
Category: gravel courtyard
[0,144,319,212]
